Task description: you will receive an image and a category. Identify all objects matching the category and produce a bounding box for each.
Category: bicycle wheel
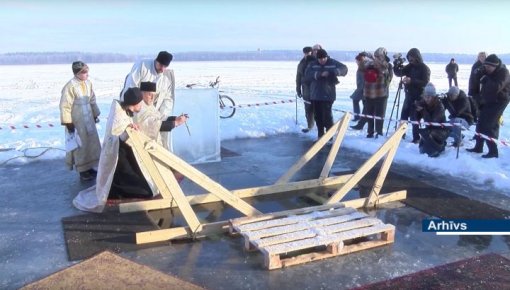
[219,95,236,119]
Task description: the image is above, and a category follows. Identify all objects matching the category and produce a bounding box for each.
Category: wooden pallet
[230,204,395,270]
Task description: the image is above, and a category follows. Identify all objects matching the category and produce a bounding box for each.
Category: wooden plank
[119,174,352,213]
[135,220,229,244]
[230,202,345,228]
[243,211,365,241]
[341,190,407,208]
[147,142,261,217]
[320,113,350,179]
[364,123,406,208]
[127,129,203,233]
[251,213,370,248]
[236,207,357,233]
[275,120,341,184]
[327,124,407,204]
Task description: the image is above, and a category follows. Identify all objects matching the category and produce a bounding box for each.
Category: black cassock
[108,117,177,199]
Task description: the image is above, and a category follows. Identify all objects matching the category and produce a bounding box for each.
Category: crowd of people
[58,48,509,212]
[296,47,509,159]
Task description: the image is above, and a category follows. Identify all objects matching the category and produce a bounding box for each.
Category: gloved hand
[65,123,75,133]
[95,117,100,123]
[296,89,302,98]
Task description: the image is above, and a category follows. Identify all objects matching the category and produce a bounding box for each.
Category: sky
[1,0,509,55]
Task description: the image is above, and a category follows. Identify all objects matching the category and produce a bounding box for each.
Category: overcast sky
[1,0,508,55]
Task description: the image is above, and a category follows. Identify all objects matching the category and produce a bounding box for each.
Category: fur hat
[140,81,156,92]
[156,51,173,66]
[484,54,500,67]
[423,83,436,97]
[448,86,460,98]
[123,87,143,106]
[316,49,328,59]
[303,46,312,54]
[72,61,88,75]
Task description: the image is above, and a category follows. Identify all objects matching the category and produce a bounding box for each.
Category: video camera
[393,53,406,69]
[437,93,448,99]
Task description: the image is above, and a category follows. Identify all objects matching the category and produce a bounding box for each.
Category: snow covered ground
[0,60,508,194]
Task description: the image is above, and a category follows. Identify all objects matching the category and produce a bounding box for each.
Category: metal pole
[295,94,298,125]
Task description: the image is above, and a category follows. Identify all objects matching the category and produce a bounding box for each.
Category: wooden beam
[146,143,261,217]
[127,128,203,233]
[342,190,407,208]
[326,124,407,204]
[275,120,341,184]
[119,174,353,213]
[320,113,350,179]
[364,128,403,208]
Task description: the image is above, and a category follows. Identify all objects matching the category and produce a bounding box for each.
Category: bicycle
[186,76,236,119]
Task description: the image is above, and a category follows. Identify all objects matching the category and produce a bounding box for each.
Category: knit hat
[423,83,436,97]
[156,51,173,66]
[140,81,156,92]
[484,54,500,67]
[374,47,387,58]
[448,86,460,98]
[316,49,328,59]
[72,61,88,75]
[303,46,312,54]
[123,87,143,106]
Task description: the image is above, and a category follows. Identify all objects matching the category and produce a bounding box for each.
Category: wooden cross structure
[121,113,407,244]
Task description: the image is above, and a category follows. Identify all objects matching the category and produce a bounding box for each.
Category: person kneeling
[72,87,188,213]
[415,83,450,157]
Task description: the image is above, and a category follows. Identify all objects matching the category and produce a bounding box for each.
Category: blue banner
[423,219,510,233]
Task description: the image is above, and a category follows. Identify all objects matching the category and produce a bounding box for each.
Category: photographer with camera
[466,54,510,158]
[304,48,348,140]
[415,83,450,158]
[441,86,474,147]
[357,47,393,138]
[393,48,431,144]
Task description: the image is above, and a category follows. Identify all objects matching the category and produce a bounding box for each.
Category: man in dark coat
[468,51,487,122]
[445,58,459,88]
[296,46,316,133]
[304,49,348,139]
[415,83,450,157]
[394,48,431,143]
[466,54,510,158]
[442,86,474,147]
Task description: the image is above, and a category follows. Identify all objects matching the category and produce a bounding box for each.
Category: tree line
[0,51,508,65]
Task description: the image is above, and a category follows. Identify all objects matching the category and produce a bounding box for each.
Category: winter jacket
[445,62,458,77]
[350,69,364,101]
[296,55,315,100]
[441,89,474,125]
[361,60,393,99]
[468,60,484,97]
[394,48,430,100]
[304,57,348,102]
[480,64,510,104]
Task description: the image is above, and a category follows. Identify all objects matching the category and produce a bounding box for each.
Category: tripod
[386,77,404,136]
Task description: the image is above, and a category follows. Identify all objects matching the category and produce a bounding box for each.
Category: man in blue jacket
[304,49,348,140]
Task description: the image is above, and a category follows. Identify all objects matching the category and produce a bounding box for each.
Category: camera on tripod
[393,53,406,69]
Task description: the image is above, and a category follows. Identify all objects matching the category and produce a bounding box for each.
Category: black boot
[466,137,483,153]
[482,141,499,158]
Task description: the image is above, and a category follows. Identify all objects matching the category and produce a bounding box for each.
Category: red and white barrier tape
[1,97,507,147]
[0,124,56,130]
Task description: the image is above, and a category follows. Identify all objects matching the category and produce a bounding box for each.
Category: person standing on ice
[304,48,348,140]
[73,87,188,213]
[59,61,101,181]
[296,46,316,133]
[120,51,175,151]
